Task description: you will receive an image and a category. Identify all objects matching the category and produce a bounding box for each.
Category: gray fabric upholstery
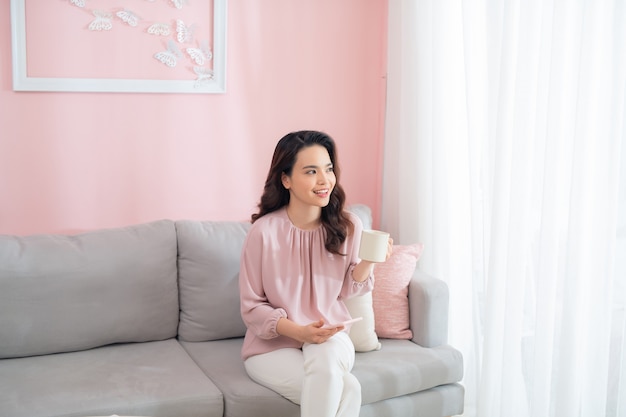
[410,270,452,348]
[348,204,374,229]
[176,220,250,342]
[180,339,300,417]
[181,338,464,417]
[0,339,223,417]
[353,339,463,403]
[359,383,465,417]
[0,220,179,359]
[0,204,465,417]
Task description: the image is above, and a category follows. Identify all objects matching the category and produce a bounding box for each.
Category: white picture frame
[10,0,227,94]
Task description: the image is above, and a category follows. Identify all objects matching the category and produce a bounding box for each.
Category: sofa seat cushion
[358,383,465,417]
[180,339,300,417]
[353,339,464,404]
[0,339,223,417]
[180,337,463,416]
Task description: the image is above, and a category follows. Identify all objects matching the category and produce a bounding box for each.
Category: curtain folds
[382,1,626,416]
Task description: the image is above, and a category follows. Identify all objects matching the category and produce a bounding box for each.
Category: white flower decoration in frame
[10,0,227,94]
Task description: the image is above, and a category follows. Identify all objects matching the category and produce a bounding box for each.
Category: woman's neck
[286,204,322,230]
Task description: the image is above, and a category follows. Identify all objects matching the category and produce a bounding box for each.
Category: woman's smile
[314,188,330,198]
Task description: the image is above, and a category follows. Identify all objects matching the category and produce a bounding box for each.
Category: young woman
[239,130,392,417]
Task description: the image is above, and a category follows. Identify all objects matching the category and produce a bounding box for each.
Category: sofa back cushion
[175,205,371,343]
[176,220,251,342]
[348,204,373,230]
[0,220,179,359]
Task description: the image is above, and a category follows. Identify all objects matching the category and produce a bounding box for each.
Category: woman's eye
[306,170,316,175]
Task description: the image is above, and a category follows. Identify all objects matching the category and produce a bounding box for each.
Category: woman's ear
[281,172,291,189]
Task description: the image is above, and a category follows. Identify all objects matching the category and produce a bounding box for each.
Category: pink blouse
[239,207,373,360]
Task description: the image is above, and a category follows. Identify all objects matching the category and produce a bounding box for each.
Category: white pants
[244,331,361,417]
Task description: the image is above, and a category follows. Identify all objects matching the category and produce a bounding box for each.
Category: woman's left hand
[353,237,394,282]
[384,237,394,261]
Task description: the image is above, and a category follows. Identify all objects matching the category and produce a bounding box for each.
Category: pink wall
[0,1,387,235]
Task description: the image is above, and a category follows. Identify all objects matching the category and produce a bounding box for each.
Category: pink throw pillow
[372,243,424,339]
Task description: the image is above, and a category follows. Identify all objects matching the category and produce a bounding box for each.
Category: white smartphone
[323,317,363,329]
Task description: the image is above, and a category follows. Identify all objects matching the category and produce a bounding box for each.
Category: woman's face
[281,144,336,210]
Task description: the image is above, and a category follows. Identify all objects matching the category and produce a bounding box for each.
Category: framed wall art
[10,0,227,93]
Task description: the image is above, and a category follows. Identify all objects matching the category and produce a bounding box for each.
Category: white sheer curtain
[382,1,626,416]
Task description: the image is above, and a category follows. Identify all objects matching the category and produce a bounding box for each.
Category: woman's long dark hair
[252,130,353,255]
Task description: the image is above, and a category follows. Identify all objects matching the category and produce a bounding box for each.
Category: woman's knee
[303,333,355,373]
[343,372,361,396]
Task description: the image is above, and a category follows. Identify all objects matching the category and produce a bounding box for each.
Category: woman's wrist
[353,260,375,282]
[276,317,305,342]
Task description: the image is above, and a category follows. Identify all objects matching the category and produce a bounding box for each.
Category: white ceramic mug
[359,230,390,262]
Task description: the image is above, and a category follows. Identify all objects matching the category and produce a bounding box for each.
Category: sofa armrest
[408,269,450,348]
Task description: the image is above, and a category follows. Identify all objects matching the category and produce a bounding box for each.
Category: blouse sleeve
[239,227,287,339]
[340,212,374,299]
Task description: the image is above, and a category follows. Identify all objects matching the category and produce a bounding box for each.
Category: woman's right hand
[277,318,343,344]
[302,320,344,344]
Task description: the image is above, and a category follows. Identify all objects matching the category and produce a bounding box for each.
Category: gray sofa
[0,205,464,417]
